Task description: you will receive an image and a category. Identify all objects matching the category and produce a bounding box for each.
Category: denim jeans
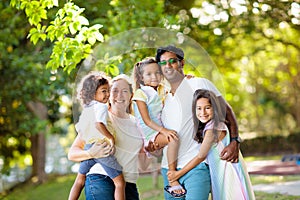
[85,174,139,200]
[161,162,211,200]
[80,144,122,178]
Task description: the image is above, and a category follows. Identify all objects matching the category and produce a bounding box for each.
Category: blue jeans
[161,162,211,200]
[80,144,122,179]
[85,174,139,200]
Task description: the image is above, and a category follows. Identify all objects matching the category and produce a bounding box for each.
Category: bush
[241,131,300,156]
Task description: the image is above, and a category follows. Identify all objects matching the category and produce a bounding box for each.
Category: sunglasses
[158,58,179,66]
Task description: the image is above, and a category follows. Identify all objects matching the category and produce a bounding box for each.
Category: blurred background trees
[0,0,299,185]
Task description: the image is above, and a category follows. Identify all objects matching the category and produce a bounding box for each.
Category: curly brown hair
[77,71,110,106]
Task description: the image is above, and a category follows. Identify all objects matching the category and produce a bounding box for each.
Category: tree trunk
[27,101,48,184]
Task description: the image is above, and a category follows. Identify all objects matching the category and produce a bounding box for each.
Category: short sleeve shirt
[75,101,108,143]
[88,112,143,183]
[161,77,222,168]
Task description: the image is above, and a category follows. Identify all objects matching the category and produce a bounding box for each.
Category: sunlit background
[0,0,299,196]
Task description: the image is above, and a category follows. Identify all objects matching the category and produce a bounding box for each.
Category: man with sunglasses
[154,45,240,200]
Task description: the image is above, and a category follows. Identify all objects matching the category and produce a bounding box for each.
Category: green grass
[244,155,283,162]
[0,175,82,200]
[2,154,300,200]
[137,175,165,200]
[1,173,300,200]
[250,175,300,185]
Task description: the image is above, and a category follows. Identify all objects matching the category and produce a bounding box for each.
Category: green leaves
[11,0,104,73]
[55,2,89,36]
[28,24,47,44]
[78,24,104,45]
[46,38,92,73]
[13,0,50,26]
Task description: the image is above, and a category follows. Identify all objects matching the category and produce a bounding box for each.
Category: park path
[141,159,300,197]
[246,160,300,175]
[246,160,300,196]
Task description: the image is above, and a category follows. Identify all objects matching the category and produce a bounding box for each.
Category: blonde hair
[110,74,133,113]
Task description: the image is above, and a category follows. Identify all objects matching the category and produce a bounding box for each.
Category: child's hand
[167,170,180,183]
[105,135,115,147]
[160,128,178,142]
[110,145,116,155]
[145,141,160,152]
[185,74,194,79]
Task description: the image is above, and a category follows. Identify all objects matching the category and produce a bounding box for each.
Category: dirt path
[246,160,300,175]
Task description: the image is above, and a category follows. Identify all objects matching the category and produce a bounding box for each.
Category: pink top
[203,120,227,136]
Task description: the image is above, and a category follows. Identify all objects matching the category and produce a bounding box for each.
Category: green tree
[2,0,169,185]
[2,0,299,189]
[0,0,76,183]
[168,0,300,136]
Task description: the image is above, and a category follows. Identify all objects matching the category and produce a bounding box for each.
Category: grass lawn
[1,173,300,200]
[1,155,299,200]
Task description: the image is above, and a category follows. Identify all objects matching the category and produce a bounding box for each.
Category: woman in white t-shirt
[68,74,150,200]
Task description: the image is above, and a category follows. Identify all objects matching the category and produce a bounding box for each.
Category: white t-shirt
[75,101,108,144]
[88,112,144,183]
[161,78,221,169]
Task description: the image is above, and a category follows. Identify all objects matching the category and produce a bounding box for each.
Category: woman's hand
[87,141,112,159]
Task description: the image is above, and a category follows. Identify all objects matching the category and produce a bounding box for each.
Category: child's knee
[169,138,179,146]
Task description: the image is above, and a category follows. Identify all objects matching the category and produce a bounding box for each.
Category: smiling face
[195,97,213,123]
[95,83,110,103]
[160,51,184,82]
[141,63,162,88]
[109,79,132,112]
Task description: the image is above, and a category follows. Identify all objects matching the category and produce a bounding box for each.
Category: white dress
[204,121,255,200]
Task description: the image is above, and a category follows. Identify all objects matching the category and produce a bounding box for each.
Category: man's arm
[224,100,239,138]
[218,96,240,162]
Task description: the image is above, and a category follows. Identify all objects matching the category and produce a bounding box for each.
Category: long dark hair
[192,89,225,143]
